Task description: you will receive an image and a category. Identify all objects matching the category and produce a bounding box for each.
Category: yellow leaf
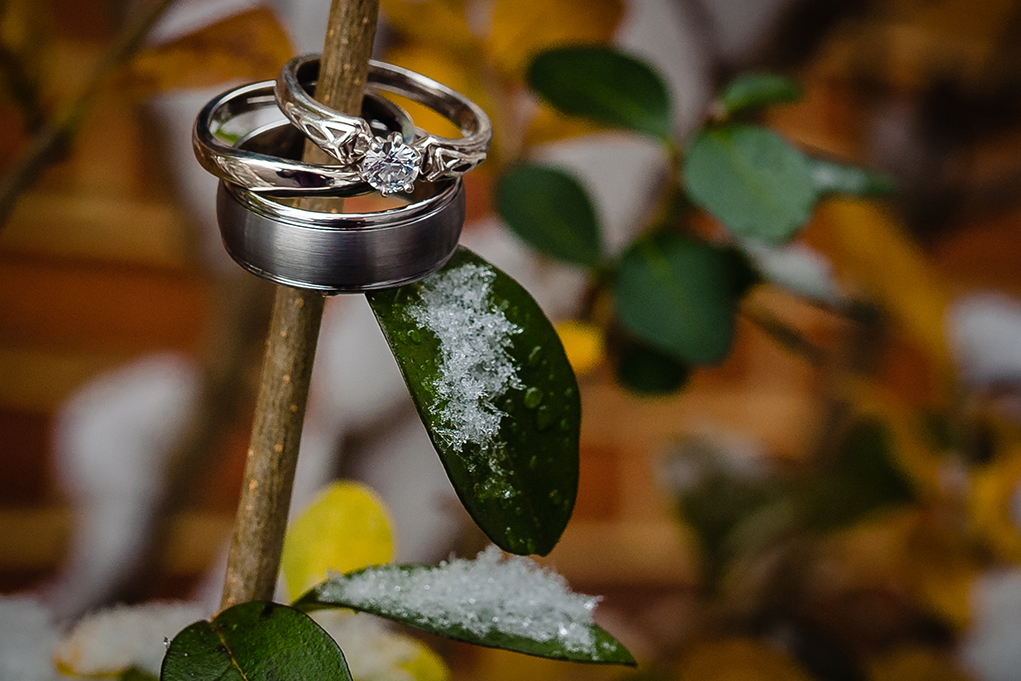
[120,8,293,96]
[525,100,606,146]
[813,199,952,378]
[870,646,972,681]
[677,638,814,681]
[385,42,493,138]
[915,553,975,631]
[398,641,450,681]
[971,441,1021,563]
[380,0,475,50]
[817,509,977,631]
[853,387,945,500]
[555,320,605,375]
[470,647,612,681]
[281,481,394,602]
[315,611,451,681]
[905,514,977,631]
[487,0,624,75]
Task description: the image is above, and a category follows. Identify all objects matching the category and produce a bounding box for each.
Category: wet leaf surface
[367,248,580,556]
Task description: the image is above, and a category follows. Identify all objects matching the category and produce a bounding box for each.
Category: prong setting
[359,132,422,195]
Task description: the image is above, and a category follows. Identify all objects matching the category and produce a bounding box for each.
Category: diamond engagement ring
[217,123,465,292]
[276,54,492,196]
[193,78,414,196]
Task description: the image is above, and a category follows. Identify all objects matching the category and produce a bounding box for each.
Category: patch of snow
[323,545,600,654]
[961,568,1021,681]
[741,239,844,306]
[0,596,58,681]
[44,353,199,621]
[55,601,207,677]
[407,263,522,459]
[459,218,587,321]
[948,292,1021,387]
[659,431,769,495]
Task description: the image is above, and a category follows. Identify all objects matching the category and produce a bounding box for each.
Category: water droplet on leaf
[523,387,543,409]
[536,405,555,430]
[407,329,421,343]
[527,345,543,366]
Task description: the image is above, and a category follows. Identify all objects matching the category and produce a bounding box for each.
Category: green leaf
[614,234,739,365]
[684,125,816,244]
[295,557,635,666]
[615,342,690,395]
[718,72,803,115]
[808,156,896,196]
[161,602,351,681]
[527,46,672,139]
[367,248,580,556]
[801,417,915,531]
[496,164,602,267]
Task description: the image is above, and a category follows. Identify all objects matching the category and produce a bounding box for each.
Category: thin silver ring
[276,55,491,195]
[194,79,414,196]
[217,124,465,293]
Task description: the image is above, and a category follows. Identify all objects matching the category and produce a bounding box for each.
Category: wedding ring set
[193,54,492,292]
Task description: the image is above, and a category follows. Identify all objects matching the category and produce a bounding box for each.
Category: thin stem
[742,301,827,366]
[219,0,380,609]
[0,42,46,130]
[0,0,177,226]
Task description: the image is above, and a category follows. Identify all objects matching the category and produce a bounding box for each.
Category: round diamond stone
[359,132,421,195]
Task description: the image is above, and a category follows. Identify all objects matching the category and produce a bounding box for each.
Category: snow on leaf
[367,247,581,557]
[741,239,844,306]
[0,596,58,681]
[405,262,523,462]
[56,601,207,678]
[296,546,635,666]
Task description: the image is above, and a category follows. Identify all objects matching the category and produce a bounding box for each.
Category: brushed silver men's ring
[193,78,414,197]
[276,54,492,196]
[217,122,465,293]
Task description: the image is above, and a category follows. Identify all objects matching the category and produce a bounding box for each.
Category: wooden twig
[220,0,380,609]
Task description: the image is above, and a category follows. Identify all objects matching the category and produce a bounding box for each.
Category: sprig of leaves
[501,46,895,395]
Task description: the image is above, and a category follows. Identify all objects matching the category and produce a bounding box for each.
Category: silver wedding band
[276,55,492,195]
[217,123,464,292]
[194,79,414,196]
